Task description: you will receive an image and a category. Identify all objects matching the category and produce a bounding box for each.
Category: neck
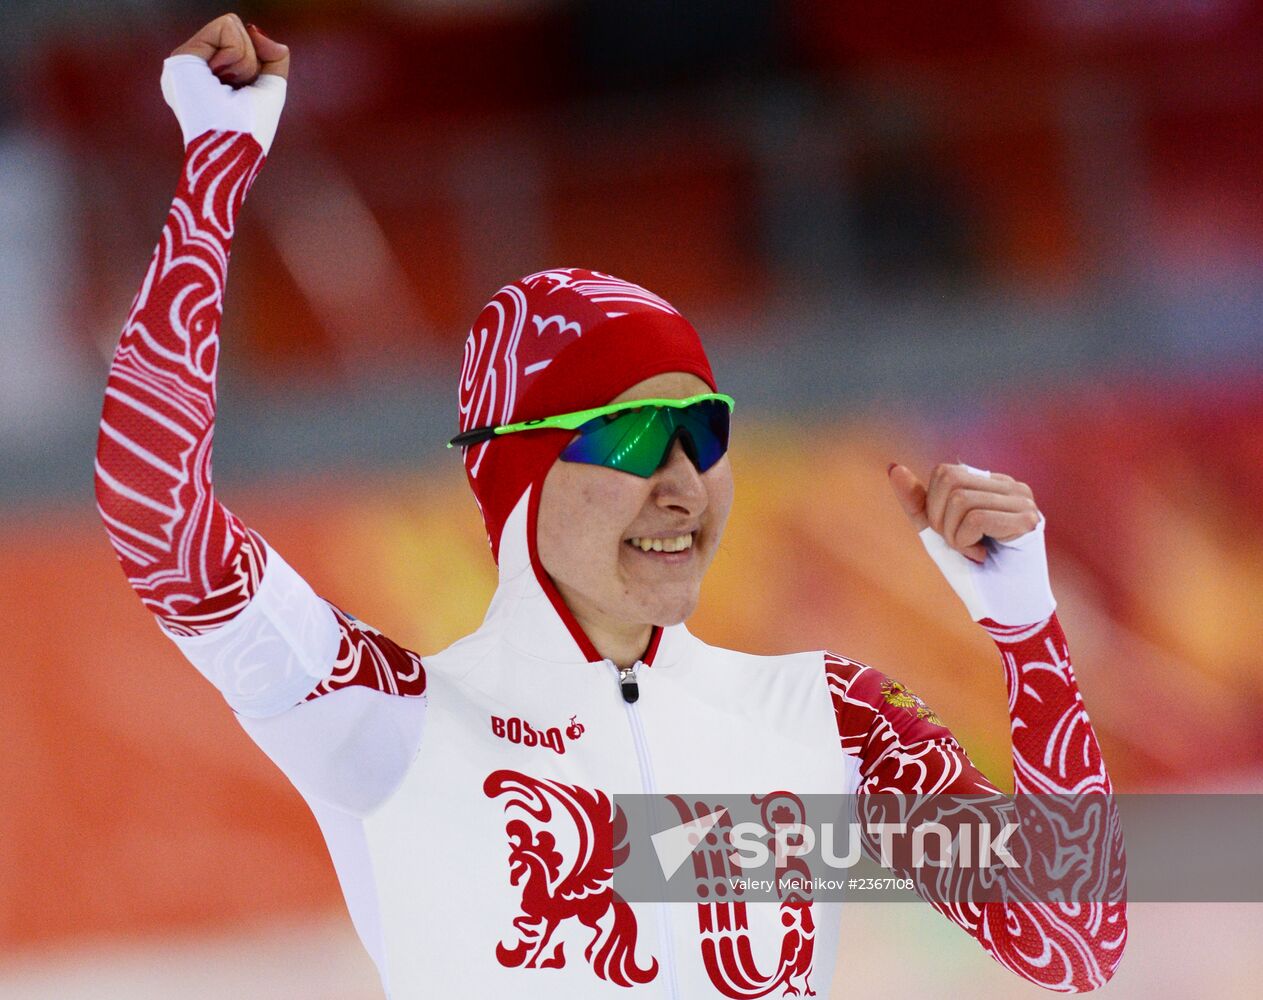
[587,619,655,669]
[553,580,653,667]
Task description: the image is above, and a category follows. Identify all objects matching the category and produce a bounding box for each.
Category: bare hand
[171,13,289,86]
[887,462,1041,564]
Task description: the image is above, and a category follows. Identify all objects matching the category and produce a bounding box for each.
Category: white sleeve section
[305,801,390,990]
[159,541,341,718]
[160,54,287,154]
[238,687,428,818]
[916,465,1057,626]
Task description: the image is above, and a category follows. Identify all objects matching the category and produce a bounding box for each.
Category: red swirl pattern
[302,604,426,700]
[483,768,659,987]
[826,613,1127,991]
[95,129,425,701]
[95,130,268,635]
[457,267,681,479]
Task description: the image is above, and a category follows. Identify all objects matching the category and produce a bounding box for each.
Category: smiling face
[535,372,734,647]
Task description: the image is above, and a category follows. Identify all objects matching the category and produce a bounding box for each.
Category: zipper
[606,658,680,1000]
[617,663,639,703]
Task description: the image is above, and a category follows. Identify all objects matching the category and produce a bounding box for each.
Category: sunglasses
[447,392,735,478]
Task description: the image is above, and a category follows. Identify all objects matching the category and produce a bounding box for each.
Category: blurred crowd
[4,0,1262,435]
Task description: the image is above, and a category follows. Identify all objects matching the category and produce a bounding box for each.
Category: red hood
[457,268,715,662]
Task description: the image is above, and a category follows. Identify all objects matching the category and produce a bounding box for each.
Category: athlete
[94,14,1126,998]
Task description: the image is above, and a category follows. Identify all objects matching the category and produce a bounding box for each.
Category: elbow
[1093,905,1128,991]
[94,395,134,530]
[92,452,112,523]
[93,406,116,522]
[994,900,1127,994]
[93,418,140,567]
[1068,903,1129,993]
[93,444,125,533]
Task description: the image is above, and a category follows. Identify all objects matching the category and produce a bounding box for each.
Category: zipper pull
[618,664,640,704]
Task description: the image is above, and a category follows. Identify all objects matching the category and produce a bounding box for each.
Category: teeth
[628,533,693,553]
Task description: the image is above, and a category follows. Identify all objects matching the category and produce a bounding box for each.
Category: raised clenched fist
[888,462,1040,563]
[887,461,1055,626]
[161,13,289,155]
[171,12,289,86]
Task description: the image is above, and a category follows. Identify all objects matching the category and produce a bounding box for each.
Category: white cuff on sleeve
[159,541,341,718]
[915,465,1057,626]
[160,54,287,155]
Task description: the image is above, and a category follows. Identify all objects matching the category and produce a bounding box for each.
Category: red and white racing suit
[93,56,1126,998]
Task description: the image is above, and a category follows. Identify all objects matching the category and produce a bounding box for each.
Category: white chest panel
[363,631,852,998]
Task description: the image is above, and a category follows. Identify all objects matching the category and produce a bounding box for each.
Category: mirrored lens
[560,399,730,477]
[562,407,661,476]
[671,399,730,472]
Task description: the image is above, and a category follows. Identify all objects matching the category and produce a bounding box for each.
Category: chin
[640,591,699,628]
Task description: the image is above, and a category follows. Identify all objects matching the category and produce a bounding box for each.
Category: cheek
[539,466,642,569]
[706,464,735,530]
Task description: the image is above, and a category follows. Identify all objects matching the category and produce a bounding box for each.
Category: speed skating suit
[94,56,1127,998]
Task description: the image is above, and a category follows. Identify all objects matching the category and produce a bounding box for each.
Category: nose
[652,439,708,516]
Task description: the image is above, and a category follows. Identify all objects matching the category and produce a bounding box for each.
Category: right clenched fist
[162,13,290,155]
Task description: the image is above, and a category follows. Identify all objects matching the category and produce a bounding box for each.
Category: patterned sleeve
[826,614,1127,992]
[93,129,427,722]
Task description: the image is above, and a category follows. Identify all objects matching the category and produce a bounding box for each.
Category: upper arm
[163,538,429,815]
[824,649,996,793]
[161,539,344,718]
[824,649,1125,991]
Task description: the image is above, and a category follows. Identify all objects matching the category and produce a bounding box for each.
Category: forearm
[983,614,1112,795]
[847,617,1127,991]
[975,615,1126,991]
[87,27,430,802]
[94,129,267,633]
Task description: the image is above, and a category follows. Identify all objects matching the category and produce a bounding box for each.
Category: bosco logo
[491,714,585,755]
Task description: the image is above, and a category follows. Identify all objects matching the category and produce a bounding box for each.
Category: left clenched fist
[171,13,289,87]
[887,462,1041,564]
[161,14,290,156]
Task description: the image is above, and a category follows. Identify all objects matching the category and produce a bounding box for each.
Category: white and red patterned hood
[458,267,720,662]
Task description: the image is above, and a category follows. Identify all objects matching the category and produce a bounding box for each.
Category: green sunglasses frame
[446,392,735,449]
